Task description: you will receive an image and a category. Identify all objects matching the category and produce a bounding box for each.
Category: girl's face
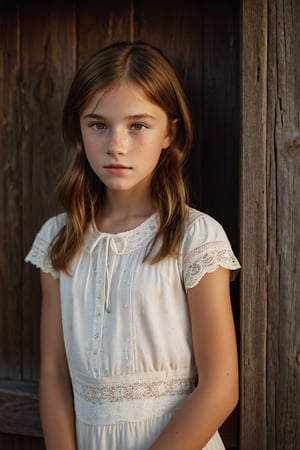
[80,81,172,198]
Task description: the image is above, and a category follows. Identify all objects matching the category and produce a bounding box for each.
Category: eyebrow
[82,113,157,121]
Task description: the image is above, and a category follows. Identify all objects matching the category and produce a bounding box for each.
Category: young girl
[26,41,241,450]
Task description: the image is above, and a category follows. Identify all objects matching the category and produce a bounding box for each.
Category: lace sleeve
[183,240,241,290]
[24,213,66,279]
[25,234,59,279]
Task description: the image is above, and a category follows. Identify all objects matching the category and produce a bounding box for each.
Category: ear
[162,118,179,149]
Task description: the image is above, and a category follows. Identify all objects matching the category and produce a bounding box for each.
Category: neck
[100,190,155,220]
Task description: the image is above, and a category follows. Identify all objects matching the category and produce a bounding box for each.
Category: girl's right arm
[39,270,77,449]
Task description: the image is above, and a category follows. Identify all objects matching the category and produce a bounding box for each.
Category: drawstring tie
[89,235,127,312]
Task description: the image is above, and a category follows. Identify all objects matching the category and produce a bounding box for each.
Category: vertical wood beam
[0,0,22,380]
[240,0,268,448]
[266,0,300,448]
[21,1,76,380]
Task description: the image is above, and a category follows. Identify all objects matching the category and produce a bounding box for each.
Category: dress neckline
[84,212,160,255]
[91,211,159,237]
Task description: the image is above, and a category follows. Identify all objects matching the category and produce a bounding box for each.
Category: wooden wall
[0,0,241,449]
[240,0,300,449]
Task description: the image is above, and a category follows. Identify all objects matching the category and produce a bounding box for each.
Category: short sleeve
[25,213,67,279]
[182,210,241,290]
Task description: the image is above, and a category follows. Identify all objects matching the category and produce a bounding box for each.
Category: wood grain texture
[20,0,76,380]
[240,0,268,448]
[77,0,132,66]
[0,1,23,380]
[0,381,41,437]
[266,0,300,448]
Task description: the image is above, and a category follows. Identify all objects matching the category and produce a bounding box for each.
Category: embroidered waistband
[71,369,195,425]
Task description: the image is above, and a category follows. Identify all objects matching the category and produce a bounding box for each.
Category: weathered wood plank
[76,0,131,67]
[0,1,22,380]
[240,0,268,448]
[266,0,300,448]
[20,0,76,380]
[0,381,42,437]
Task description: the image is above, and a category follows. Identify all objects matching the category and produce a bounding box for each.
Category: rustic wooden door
[0,1,240,448]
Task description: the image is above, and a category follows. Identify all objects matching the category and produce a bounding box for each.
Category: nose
[106,128,125,155]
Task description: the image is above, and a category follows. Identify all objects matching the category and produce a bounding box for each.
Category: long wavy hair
[50,41,193,272]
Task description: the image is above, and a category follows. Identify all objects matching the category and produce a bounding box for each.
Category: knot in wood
[290,138,300,150]
[287,137,300,158]
[292,138,300,149]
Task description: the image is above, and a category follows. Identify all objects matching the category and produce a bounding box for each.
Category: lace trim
[25,235,59,279]
[72,372,194,425]
[184,241,240,289]
[73,375,194,405]
[84,213,159,254]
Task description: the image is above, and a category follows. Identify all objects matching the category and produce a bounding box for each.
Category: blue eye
[92,123,106,130]
[131,123,146,131]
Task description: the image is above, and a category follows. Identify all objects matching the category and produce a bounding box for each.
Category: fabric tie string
[89,235,127,312]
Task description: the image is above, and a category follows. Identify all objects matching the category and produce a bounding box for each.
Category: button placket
[88,234,129,369]
[90,244,106,364]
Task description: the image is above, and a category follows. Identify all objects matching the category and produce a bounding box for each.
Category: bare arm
[149,266,239,450]
[39,271,77,449]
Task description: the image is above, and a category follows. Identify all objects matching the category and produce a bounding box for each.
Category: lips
[104,164,131,169]
[103,163,132,175]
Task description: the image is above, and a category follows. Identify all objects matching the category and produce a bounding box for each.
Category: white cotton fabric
[25,207,241,450]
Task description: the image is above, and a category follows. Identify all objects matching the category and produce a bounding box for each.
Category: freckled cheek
[82,134,104,155]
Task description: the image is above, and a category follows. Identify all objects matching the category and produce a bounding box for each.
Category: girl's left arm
[149,266,239,450]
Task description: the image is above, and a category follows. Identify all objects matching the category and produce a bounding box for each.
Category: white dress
[25,207,241,450]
